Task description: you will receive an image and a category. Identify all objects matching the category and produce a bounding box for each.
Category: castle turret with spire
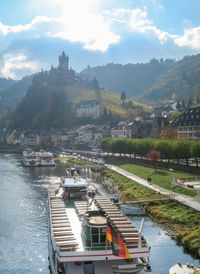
[58,51,69,73]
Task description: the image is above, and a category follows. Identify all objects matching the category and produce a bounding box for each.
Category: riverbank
[106,158,198,197]
[67,156,200,259]
[102,168,200,259]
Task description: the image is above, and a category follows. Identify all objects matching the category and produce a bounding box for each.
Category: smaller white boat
[169,262,200,274]
[22,149,40,167]
[38,151,55,166]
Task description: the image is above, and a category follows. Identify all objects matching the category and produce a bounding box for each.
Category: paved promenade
[107,164,200,212]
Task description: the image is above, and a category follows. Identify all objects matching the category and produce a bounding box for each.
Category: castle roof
[77,100,100,108]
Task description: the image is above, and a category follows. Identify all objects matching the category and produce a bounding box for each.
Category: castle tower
[58,51,69,73]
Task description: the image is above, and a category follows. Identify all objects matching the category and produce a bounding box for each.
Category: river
[0,154,199,274]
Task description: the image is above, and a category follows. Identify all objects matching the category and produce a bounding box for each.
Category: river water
[0,154,199,274]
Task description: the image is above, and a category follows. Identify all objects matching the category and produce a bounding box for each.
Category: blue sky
[0,0,200,79]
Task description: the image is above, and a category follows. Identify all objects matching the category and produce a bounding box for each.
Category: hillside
[139,54,200,104]
[81,54,200,104]
[81,59,174,98]
[0,75,33,114]
[1,81,149,129]
[0,77,16,90]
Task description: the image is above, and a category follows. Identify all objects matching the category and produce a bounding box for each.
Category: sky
[0,0,200,79]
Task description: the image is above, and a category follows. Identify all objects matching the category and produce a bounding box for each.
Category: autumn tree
[146,150,160,165]
[160,128,177,140]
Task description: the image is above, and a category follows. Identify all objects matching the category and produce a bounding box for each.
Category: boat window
[91,227,99,243]
[100,227,106,243]
[92,227,98,234]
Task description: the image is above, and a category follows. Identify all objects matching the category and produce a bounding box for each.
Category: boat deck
[49,185,79,252]
[94,196,148,248]
[49,185,148,254]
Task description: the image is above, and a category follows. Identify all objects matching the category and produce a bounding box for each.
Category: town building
[76,100,100,119]
[175,106,200,140]
[111,121,132,138]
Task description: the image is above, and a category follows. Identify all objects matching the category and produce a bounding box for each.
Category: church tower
[58,51,69,73]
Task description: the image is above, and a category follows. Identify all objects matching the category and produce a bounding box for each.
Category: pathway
[106,164,200,212]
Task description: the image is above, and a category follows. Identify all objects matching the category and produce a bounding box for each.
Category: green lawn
[109,159,197,197]
[102,169,162,200]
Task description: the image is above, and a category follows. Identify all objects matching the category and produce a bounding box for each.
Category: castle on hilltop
[32,51,99,90]
[32,51,76,85]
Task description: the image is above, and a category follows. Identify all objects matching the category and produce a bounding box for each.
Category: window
[91,227,99,244]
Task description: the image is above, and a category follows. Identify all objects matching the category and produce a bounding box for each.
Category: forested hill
[140,54,200,104]
[0,75,33,114]
[0,77,16,90]
[0,81,148,129]
[81,59,175,98]
[81,54,200,104]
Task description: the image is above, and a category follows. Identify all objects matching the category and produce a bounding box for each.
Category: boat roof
[61,177,88,188]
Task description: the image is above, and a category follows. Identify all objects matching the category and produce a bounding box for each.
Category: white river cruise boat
[22,149,40,167]
[48,169,152,274]
[38,150,55,166]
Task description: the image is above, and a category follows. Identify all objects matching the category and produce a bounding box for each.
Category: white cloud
[0,15,56,35]
[107,7,176,44]
[0,0,120,52]
[0,1,200,53]
[1,53,40,79]
[174,27,200,49]
[45,0,120,51]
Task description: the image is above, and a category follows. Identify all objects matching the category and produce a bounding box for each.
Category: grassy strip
[102,169,162,200]
[67,157,94,166]
[145,201,200,259]
[176,229,200,259]
[107,158,197,197]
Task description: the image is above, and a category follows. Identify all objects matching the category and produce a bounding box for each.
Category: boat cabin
[82,210,107,249]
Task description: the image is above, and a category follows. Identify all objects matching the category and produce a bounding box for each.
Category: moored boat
[169,262,200,274]
[22,149,40,167]
[48,168,152,274]
[38,150,55,166]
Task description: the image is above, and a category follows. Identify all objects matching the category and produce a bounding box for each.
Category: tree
[146,150,160,165]
[190,141,200,167]
[188,97,193,107]
[176,100,181,110]
[182,99,185,109]
[194,93,200,104]
[121,91,126,105]
[160,128,176,140]
[172,93,176,100]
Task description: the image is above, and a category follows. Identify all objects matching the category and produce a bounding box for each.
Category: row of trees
[100,138,200,165]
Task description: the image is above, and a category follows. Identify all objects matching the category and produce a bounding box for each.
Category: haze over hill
[0,76,32,115]
[0,52,147,129]
[81,54,200,104]
[1,52,200,123]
